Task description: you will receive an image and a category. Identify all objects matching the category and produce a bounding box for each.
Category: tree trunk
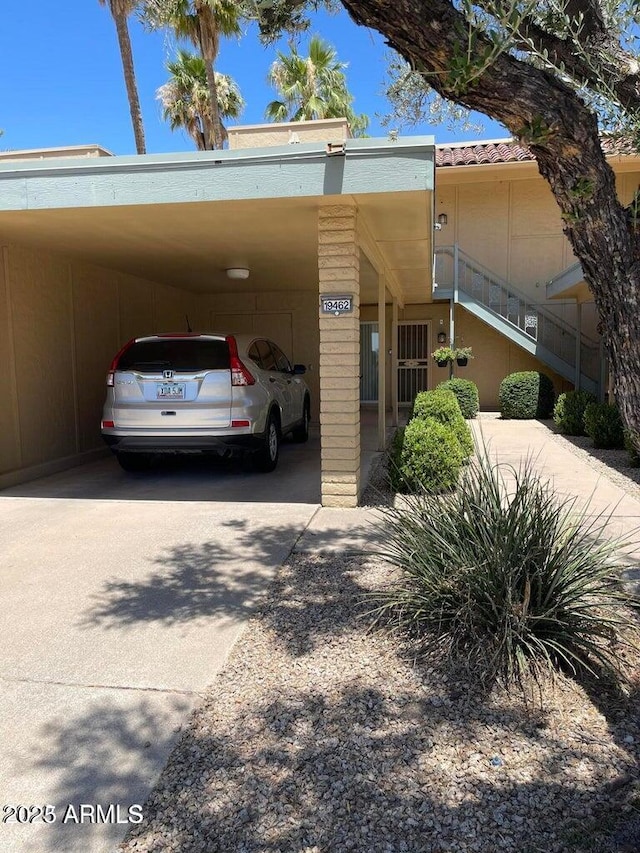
[195,2,224,150]
[341,0,640,446]
[113,11,146,155]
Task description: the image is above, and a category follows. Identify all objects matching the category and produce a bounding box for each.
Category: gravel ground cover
[120,413,640,853]
[544,425,640,502]
[120,543,640,853]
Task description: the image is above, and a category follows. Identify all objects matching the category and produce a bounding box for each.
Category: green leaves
[265,34,369,135]
[516,115,555,145]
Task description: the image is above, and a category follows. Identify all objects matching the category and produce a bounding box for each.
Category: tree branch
[486,0,640,117]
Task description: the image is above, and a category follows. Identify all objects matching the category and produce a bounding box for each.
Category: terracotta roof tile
[435,140,534,168]
[435,136,639,168]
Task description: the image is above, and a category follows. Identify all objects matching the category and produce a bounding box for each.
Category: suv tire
[291,398,310,443]
[254,413,280,472]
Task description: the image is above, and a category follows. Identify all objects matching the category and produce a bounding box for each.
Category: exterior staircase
[434,246,600,395]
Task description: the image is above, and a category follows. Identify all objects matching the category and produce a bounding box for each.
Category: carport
[0,122,435,506]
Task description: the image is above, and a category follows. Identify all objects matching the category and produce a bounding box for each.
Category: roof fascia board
[0,137,435,213]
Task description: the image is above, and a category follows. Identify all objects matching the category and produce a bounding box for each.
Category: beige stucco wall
[200,290,320,419]
[426,159,640,404]
[0,242,198,487]
[360,301,571,410]
[435,175,575,300]
[435,163,640,308]
[228,118,351,150]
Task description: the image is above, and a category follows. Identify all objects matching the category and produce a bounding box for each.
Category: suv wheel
[116,453,154,472]
[254,414,280,472]
[292,398,310,443]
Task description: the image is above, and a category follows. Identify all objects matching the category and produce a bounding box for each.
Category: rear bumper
[102,432,265,455]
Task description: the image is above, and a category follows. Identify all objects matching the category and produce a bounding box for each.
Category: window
[270,342,292,373]
[247,342,262,367]
[118,339,229,372]
[254,339,276,371]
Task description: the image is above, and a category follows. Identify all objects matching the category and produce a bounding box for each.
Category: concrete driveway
[0,437,322,852]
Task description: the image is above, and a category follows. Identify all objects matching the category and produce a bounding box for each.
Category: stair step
[434,246,600,393]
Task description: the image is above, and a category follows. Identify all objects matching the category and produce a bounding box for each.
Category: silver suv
[101,333,310,472]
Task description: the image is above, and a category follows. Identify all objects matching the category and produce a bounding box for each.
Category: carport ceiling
[0,191,432,305]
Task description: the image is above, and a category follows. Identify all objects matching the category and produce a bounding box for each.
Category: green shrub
[371,446,639,691]
[436,378,479,419]
[553,390,597,435]
[583,402,624,448]
[388,418,464,494]
[499,371,555,419]
[412,389,474,458]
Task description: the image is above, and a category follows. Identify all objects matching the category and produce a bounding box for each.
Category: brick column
[318,204,360,507]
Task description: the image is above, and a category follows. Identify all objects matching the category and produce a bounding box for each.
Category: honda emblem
[163,369,174,379]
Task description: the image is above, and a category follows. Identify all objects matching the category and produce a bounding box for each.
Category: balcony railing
[435,245,599,383]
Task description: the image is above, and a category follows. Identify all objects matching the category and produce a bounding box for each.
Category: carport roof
[0,136,435,305]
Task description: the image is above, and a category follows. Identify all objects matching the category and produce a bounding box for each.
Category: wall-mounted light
[437,319,447,344]
[437,213,448,226]
[226,268,250,280]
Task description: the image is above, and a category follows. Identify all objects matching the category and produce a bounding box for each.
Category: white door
[397,321,430,405]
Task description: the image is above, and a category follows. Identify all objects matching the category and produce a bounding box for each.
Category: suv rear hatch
[110,336,233,429]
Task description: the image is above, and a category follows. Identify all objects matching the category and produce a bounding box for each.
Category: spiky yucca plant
[370,447,639,689]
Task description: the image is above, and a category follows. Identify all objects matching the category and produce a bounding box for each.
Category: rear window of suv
[118,338,230,373]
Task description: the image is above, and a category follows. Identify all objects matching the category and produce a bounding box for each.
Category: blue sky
[0,1,507,155]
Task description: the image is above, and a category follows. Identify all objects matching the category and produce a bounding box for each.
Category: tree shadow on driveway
[78,516,377,634]
[6,692,191,853]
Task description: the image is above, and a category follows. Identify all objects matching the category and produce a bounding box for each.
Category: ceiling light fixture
[226,268,250,280]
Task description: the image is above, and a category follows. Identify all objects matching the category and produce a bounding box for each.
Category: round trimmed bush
[388,418,464,493]
[553,390,597,435]
[499,371,555,419]
[412,389,474,458]
[436,378,479,418]
[584,402,624,448]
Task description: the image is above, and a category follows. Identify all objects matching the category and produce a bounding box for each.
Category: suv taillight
[226,336,255,386]
[106,338,136,386]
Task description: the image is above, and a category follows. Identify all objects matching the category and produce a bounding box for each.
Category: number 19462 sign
[320,294,353,316]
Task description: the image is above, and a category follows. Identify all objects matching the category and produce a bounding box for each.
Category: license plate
[157,383,185,400]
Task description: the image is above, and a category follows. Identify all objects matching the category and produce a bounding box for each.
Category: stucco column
[318,204,360,507]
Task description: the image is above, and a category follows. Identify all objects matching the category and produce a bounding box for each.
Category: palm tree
[265,35,368,136]
[156,49,243,149]
[98,0,146,153]
[141,0,241,149]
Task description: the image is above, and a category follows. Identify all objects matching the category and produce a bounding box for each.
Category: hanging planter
[455,346,474,367]
[432,346,456,367]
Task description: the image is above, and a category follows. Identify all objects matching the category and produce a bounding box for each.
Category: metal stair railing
[435,245,600,383]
